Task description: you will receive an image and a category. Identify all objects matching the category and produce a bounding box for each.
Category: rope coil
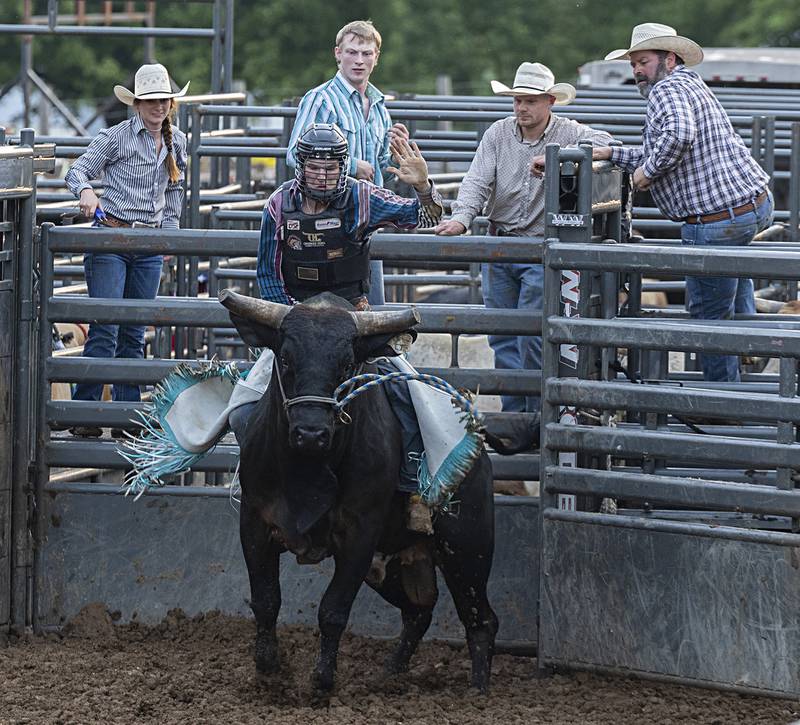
[334,370,481,424]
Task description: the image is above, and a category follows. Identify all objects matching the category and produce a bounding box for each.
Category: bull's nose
[291,425,330,453]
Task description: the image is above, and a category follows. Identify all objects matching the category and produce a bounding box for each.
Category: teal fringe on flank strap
[120,360,483,509]
[334,371,485,512]
[118,358,242,499]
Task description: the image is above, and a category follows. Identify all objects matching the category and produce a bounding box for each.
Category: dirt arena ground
[1,605,798,725]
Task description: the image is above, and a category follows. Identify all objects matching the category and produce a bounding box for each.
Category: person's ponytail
[162,100,180,183]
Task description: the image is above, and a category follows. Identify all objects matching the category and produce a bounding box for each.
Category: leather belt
[98,214,159,228]
[489,224,518,237]
[684,190,768,225]
[98,213,132,228]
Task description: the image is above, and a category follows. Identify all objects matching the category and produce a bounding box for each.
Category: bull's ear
[354,329,418,361]
[229,312,281,351]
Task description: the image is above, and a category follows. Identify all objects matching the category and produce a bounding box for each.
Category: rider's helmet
[295,123,350,201]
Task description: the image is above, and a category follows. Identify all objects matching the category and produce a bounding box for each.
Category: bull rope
[333,370,484,510]
[334,370,479,419]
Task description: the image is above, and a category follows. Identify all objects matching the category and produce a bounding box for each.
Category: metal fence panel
[538,142,800,698]
[539,519,800,696]
[36,490,539,648]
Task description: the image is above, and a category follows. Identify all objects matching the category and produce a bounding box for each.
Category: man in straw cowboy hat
[436,62,612,416]
[64,63,189,437]
[592,23,773,382]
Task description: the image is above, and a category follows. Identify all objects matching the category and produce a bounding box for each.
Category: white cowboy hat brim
[604,36,703,66]
[490,80,576,105]
[113,80,191,106]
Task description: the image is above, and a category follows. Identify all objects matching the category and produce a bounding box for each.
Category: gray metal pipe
[46,296,543,335]
[45,226,545,264]
[10,131,36,632]
[545,509,800,548]
[0,23,216,37]
[546,378,800,423]
[545,422,800,469]
[545,467,800,518]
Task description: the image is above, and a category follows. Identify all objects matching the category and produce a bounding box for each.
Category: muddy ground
[1,604,798,725]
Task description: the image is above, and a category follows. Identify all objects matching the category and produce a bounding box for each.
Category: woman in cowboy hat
[64,63,190,437]
[592,23,773,384]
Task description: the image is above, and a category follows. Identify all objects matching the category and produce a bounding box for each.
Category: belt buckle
[132,221,157,229]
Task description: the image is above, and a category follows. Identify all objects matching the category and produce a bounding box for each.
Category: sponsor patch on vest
[327,248,344,259]
[302,231,325,247]
[286,235,303,251]
[286,219,300,230]
[297,266,319,281]
[315,218,342,230]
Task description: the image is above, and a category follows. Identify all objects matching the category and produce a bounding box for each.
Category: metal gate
[0,130,53,635]
[32,222,543,645]
[539,143,800,697]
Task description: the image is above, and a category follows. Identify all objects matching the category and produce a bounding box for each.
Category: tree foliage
[0,0,798,113]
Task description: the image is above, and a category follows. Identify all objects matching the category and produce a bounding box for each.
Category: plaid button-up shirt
[610,66,769,221]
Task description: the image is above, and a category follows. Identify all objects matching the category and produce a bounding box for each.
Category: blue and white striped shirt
[610,66,768,221]
[65,114,188,229]
[257,179,443,304]
[286,71,394,186]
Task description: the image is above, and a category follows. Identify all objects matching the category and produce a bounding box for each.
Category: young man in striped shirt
[593,23,773,382]
[286,20,409,306]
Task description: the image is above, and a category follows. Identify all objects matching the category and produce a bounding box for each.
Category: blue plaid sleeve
[642,83,696,179]
[353,181,443,236]
[609,145,644,172]
[256,191,294,304]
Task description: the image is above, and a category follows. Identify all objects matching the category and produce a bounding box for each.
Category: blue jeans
[482,262,543,412]
[73,252,163,402]
[367,259,385,305]
[682,191,774,382]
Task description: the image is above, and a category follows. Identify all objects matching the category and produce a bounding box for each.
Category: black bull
[220,290,498,693]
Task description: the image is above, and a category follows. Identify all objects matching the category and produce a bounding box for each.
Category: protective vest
[279,180,371,302]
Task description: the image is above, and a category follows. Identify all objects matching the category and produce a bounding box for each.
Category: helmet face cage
[295,124,350,201]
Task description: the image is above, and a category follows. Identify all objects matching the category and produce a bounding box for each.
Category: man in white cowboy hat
[64,63,189,437]
[592,23,773,383]
[435,62,612,416]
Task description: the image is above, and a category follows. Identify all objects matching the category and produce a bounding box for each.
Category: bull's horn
[218,289,291,328]
[349,307,421,336]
